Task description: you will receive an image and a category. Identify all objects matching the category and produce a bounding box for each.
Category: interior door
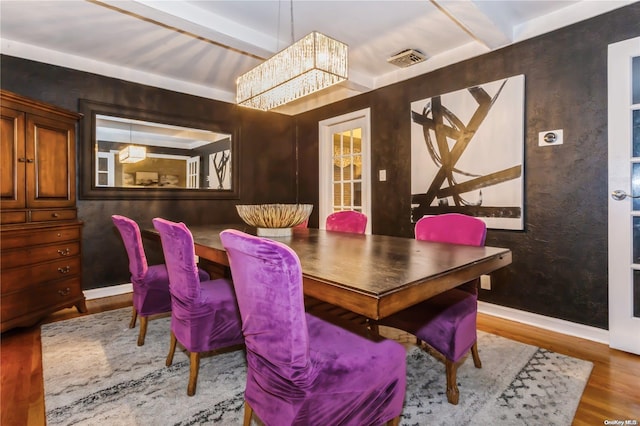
[608,36,640,354]
[319,109,371,234]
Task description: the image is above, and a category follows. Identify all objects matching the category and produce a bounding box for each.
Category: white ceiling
[0,0,635,115]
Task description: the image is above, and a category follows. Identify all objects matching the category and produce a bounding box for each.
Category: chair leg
[137,316,148,346]
[129,307,137,328]
[166,331,177,366]
[387,415,401,426]
[187,351,200,396]
[471,341,482,368]
[243,400,254,426]
[445,359,460,405]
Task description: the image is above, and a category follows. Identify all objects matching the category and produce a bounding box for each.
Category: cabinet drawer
[30,209,77,222]
[0,211,27,225]
[1,256,80,294]
[1,225,81,249]
[1,241,80,268]
[0,277,82,322]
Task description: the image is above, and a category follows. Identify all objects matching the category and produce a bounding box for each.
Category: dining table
[143,224,512,321]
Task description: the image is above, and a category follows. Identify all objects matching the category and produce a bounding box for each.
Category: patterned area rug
[41,308,592,425]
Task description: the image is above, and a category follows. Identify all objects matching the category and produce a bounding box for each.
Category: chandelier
[236,31,348,111]
[118,145,146,163]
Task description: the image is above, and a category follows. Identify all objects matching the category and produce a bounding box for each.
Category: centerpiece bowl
[236,204,313,237]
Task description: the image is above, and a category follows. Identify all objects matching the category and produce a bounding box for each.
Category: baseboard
[479,301,609,345]
[84,283,132,300]
[82,285,610,344]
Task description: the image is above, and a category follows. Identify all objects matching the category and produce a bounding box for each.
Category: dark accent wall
[295,3,640,329]
[2,3,639,329]
[0,57,296,289]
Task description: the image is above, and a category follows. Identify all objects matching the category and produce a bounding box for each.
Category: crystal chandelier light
[118,145,146,163]
[236,31,348,111]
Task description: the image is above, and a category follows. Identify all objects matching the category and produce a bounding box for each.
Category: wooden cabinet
[1,90,87,332]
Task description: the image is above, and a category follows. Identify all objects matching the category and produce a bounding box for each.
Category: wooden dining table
[144,224,512,321]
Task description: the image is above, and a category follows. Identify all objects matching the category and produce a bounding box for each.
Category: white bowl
[236,204,313,236]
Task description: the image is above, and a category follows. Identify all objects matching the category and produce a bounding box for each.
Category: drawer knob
[57,248,71,256]
[58,266,71,274]
[52,213,60,218]
[58,288,71,296]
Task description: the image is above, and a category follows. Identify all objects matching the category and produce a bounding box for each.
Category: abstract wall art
[410,74,525,230]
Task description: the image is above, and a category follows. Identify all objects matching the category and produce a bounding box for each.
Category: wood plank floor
[2,295,639,425]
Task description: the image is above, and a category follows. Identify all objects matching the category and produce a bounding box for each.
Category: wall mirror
[79,99,239,199]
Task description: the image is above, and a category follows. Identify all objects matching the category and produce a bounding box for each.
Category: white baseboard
[84,283,132,300]
[82,285,610,344]
[479,301,609,345]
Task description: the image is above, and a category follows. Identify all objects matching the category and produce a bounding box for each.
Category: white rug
[42,308,592,425]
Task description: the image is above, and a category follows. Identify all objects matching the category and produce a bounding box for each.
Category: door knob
[611,190,640,200]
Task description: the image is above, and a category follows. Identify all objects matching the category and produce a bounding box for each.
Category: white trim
[479,301,609,345]
[84,283,132,300]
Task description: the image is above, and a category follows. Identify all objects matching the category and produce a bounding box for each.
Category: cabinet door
[1,106,26,209]
[26,113,76,208]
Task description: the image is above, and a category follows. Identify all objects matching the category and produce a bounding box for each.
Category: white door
[186,156,200,189]
[96,151,114,187]
[319,109,371,234]
[608,36,640,354]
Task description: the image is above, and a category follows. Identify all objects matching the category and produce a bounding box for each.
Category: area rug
[41,308,593,425]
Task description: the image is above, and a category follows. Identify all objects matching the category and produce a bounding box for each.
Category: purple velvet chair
[220,229,406,426]
[111,215,210,346]
[325,210,367,234]
[380,213,487,405]
[152,218,244,396]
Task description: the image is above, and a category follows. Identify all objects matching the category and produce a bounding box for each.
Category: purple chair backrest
[325,210,367,234]
[220,229,310,380]
[415,213,486,246]
[152,218,202,301]
[112,215,148,282]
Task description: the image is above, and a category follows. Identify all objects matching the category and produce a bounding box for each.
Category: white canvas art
[410,74,525,230]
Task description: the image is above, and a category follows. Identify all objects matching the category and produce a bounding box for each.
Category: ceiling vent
[387,49,427,68]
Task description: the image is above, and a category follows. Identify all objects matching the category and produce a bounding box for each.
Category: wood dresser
[1,90,87,333]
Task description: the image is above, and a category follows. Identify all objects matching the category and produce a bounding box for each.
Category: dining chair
[380,213,486,405]
[325,210,367,234]
[220,229,406,426]
[152,218,244,396]
[111,215,210,346]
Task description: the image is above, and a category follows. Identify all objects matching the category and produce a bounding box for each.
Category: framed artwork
[410,74,525,230]
[135,171,159,186]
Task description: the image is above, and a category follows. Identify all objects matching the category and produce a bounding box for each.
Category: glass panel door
[608,36,640,354]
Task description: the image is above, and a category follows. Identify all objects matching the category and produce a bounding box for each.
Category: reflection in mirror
[95,115,232,190]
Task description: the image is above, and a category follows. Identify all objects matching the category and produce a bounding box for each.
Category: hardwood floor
[1,295,639,425]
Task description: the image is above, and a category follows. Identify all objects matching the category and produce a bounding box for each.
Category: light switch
[379,169,387,181]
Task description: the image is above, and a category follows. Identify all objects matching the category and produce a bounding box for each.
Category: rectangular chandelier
[237,31,348,111]
[118,145,146,163]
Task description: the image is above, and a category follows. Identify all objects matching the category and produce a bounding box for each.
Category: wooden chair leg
[166,331,177,366]
[137,316,148,346]
[445,359,460,405]
[243,400,254,426]
[187,352,200,396]
[387,415,401,426]
[129,307,137,328]
[471,341,482,368]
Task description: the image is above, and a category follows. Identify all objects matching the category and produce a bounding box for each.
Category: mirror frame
[78,99,240,200]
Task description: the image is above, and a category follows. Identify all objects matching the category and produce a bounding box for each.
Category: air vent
[387,49,427,68]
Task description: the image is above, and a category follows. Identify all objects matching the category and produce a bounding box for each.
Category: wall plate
[538,129,563,146]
